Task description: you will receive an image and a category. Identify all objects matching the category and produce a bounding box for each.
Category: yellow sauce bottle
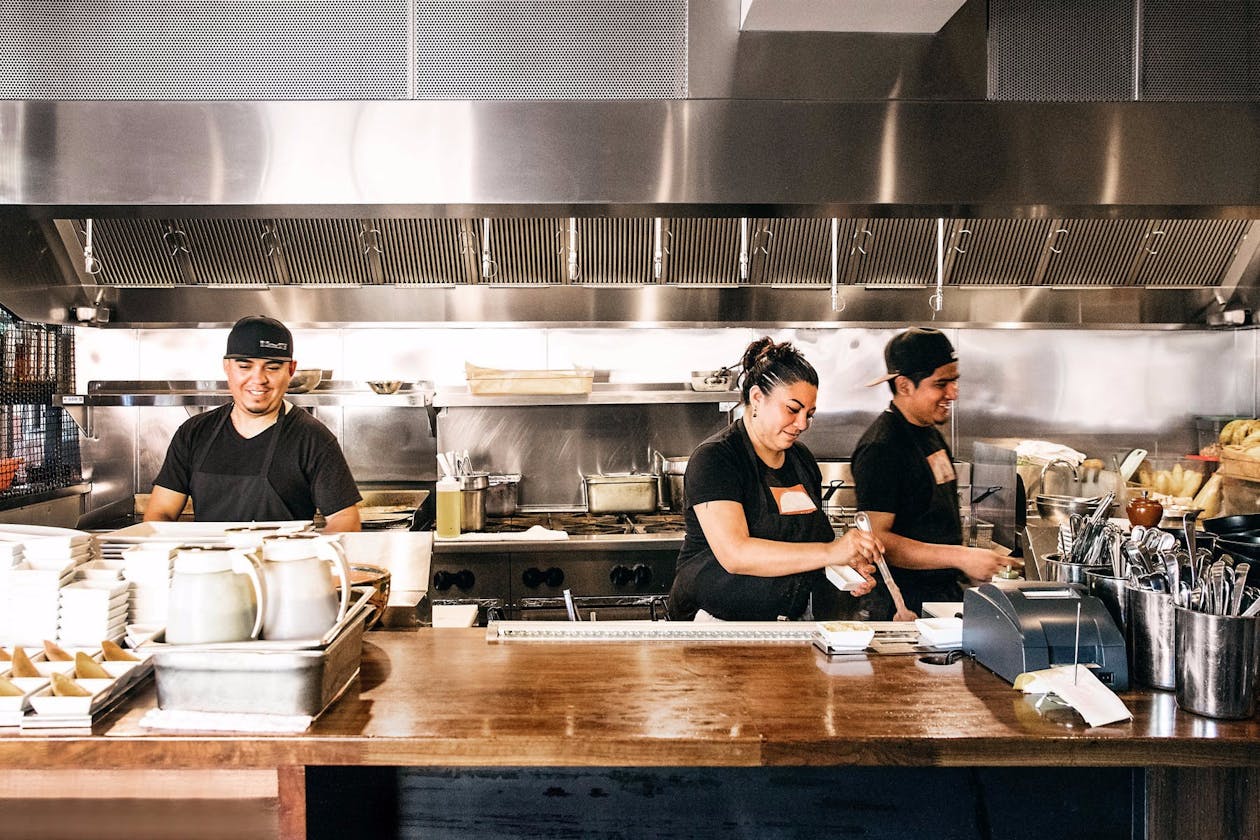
[436,475,462,538]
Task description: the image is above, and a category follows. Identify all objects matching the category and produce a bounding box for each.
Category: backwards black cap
[865,327,956,387]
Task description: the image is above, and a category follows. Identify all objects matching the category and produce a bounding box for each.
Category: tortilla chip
[43,640,72,662]
[10,647,38,678]
[100,640,139,662]
[74,652,110,680]
[0,646,11,661]
[50,672,91,697]
[0,676,22,697]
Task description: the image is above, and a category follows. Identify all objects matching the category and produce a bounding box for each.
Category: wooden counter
[3,629,1260,838]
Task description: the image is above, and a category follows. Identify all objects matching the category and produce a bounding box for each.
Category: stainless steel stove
[430,511,685,624]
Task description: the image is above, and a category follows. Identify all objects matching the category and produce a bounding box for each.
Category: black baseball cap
[224,316,293,362]
[865,327,957,387]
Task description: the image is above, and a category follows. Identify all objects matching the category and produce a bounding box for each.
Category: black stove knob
[454,570,475,590]
[610,565,633,587]
[433,570,454,591]
[544,567,565,587]
[632,564,653,587]
[522,567,544,588]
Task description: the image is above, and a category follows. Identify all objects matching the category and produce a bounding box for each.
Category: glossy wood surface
[3,628,1260,770]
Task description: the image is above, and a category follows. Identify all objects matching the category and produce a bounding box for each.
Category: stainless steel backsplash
[75,326,1256,515]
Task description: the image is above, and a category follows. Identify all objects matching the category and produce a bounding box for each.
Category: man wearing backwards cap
[144,316,362,531]
[850,328,1016,620]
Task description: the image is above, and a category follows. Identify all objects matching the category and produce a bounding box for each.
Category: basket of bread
[1217,418,1260,484]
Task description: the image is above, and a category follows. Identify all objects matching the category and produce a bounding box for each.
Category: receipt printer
[962,582,1128,690]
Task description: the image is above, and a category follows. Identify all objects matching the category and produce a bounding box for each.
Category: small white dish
[32,659,75,676]
[28,678,115,717]
[815,620,876,651]
[824,564,868,592]
[915,617,963,649]
[0,677,49,711]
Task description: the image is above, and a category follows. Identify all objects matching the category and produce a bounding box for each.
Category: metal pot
[458,472,489,532]
[486,474,521,517]
[661,456,688,512]
[584,473,659,514]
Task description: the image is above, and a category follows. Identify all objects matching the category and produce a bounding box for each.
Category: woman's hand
[828,529,882,595]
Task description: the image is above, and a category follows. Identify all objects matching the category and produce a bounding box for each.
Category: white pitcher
[166,545,266,645]
[259,534,351,641]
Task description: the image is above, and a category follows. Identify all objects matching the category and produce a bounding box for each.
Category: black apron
[189,403,295,523]
[669,420,835,621]
[858,410,965,619]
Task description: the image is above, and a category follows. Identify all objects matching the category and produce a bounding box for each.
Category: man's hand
[958,547,1023,583]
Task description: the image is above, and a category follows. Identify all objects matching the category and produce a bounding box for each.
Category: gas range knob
[632,564,653,587]
[522,567,544,588]
[435,570,474,591]
[609,565,633,587]
[544,567,565,587]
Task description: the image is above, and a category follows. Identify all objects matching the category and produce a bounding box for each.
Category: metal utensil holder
[1127,584,1176,690]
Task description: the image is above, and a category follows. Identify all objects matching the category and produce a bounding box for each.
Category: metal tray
[150,590,372,716]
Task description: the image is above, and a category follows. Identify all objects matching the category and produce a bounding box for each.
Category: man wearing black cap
[144,316,362,531]
[851,327,1015,620]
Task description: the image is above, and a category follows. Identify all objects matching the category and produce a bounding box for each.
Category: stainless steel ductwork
[0,1,1257,328]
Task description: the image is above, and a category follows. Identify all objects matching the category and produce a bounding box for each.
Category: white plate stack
[0,560,75,647]
[122,544,176,627]
[59,580,130,645]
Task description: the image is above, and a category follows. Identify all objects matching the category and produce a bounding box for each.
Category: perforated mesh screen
[989,0,1135,101]
[0,0,411,99]
[1141,0,1260,100]
[414,0,688,99]
[0,312,82,501]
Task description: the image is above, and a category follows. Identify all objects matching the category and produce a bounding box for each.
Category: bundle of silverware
[1122,524,1260,616]
[1056,491,1123,570]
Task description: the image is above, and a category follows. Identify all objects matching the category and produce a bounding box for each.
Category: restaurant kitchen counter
[432,531,683,554]
[2,628,1259,838]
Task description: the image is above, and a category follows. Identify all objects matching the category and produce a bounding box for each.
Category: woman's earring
[752,408,758,418]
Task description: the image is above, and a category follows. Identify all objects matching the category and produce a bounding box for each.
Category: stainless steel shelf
[55,380,436,438]
[58,380,433,408]
[433,384,738,408]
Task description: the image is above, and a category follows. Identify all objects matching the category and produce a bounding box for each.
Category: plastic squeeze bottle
[436,475,461,538]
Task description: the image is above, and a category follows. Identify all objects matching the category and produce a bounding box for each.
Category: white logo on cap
[259,340,288,350]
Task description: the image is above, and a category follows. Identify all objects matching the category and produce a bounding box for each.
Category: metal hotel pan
[150,589,373,717]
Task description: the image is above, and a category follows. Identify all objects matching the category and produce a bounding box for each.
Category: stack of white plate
[121,544,176,627]
[59,579,130,645]
[0,560,76,647]
[0,524,95,569]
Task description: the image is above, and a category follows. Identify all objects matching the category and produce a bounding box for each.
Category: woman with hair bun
[667,337,881,622]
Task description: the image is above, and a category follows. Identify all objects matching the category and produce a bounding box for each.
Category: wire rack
[0,313,82,499]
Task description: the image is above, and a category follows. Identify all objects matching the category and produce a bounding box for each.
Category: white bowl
[815,620,875,651]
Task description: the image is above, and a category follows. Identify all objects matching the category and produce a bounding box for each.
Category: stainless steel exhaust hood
[0,0,1257,328]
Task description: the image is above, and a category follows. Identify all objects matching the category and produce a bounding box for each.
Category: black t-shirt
[153,403,361,520]
[852,402,964,603]
[668,420,835,621]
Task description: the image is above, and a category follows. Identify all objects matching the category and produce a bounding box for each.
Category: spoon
[855,512,916,622]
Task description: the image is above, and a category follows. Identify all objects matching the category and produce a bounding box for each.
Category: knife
[855,511,915,621]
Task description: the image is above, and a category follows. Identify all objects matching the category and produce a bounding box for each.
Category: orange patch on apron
[926,449,956,484]
[770,483,818,515]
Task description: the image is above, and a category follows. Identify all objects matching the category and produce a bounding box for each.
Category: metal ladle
[855,511,916,622]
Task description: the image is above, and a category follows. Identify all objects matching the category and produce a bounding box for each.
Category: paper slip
[1014,665,1133,727]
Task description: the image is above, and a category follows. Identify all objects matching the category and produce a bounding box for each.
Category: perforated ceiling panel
[413,0,688,99]
[0,0,410,99]
[988,0,1135,101]
[1141,0,1260,100]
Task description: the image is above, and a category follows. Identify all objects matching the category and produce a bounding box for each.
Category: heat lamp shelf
[54,380,432,408]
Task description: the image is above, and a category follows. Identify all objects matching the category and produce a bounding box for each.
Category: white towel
[137,708,313,733]
[434,525,568,542]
